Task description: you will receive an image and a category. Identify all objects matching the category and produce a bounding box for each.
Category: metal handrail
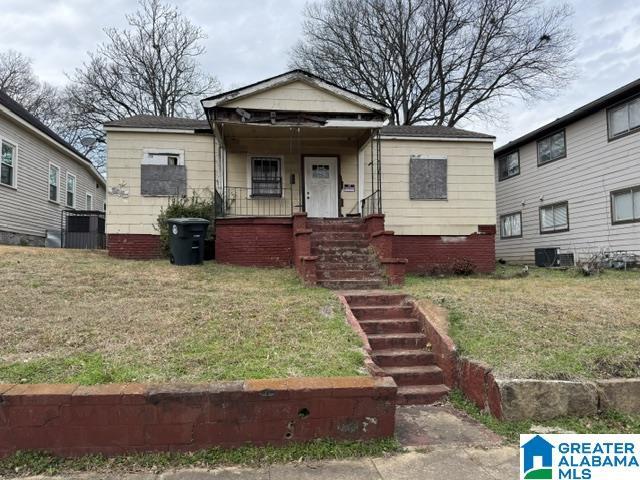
[215,186,298,217]
[361,190,382,217]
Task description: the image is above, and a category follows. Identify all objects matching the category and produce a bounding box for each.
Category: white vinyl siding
[0,112,106,240]
[495,108,640,263]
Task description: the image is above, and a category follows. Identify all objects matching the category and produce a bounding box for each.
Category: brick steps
[306,218,386,290]
[345,292,449,405]
[359,318,421,334]
[349,305,414,320]
[396,384,450,405]
[367,333,427,350]
[371,349,436,367]
[318,279,386,290]
[381,365,444,386]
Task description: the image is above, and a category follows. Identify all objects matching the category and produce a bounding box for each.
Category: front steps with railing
[292,213,407,289]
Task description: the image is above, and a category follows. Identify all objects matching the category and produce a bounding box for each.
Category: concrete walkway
[15,406,519,480]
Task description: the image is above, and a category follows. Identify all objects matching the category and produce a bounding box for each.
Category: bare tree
[66,0,220,169]
[0,50,63,127]
[291,0,575,126]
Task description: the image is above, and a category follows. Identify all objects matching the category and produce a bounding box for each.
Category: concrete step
[309,223,368,232]
[367,333,427,350]
[311,239,370,249]
[371,349,436,367]
[317,269,382,281]
[318,279,386,290]
[350,305,414,320]
[316,253,374,263]
[343,293,408,307]
[317,263,381,272]
[396,384,450,405]
[382,365,444,386]
[359,318,420,334]
[311,232,368,241]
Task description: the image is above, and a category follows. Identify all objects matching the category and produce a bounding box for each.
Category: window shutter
[409,157,447,200]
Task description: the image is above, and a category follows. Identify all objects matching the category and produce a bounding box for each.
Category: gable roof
[104,114,211,131]
[201,69,391,115]
[495,77,640,156]
[381,125,495,140]
[0,89,103,183]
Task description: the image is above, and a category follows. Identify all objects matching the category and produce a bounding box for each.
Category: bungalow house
[104,70,496,287]
[494,78,640,265]
[0,89,106,247]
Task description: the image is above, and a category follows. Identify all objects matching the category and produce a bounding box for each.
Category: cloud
[0,0,638,147]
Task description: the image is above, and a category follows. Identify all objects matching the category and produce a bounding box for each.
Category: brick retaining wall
[215,218,293,267]
[0,377,396,458]
[107,234,162,260]
[393,225,496,274]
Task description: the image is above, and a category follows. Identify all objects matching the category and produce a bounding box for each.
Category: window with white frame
[498,151,520,181]
[539,201,569,234]
[250,156,282,197]
[142,151,184,166]
[608,97,640,139]
[66,173,76,207]
[537,131,566,165]
[86,192,93,210]
[49,164,60,202]
[500,212,522,238]
[611,186,640,224]
[1,140,16,187]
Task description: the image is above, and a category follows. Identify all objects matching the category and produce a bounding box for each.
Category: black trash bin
[167,218,210,265]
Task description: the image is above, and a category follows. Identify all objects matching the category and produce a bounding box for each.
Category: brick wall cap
[300,255,318,261]
[371,230,394,238]
[245,376,396,393]
[0,384,16,395]
[4,384,78,396]
[147,381,244,401]
[380,257,408,264]
[292,212,308,217]
[363,214,385,220]
[294,229,313,236]
[215,217,293,225]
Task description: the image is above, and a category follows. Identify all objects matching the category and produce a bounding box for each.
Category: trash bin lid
[167,217,210,225]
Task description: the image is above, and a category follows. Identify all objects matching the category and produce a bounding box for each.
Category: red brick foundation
[215,218,294,267]
[107,234,162,260]
[393,225,496,274]
[0,377,396,459]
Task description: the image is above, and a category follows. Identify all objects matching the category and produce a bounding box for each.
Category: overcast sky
[1,0,640,146]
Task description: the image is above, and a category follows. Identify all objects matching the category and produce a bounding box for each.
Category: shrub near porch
[0,246,364,384]
[405,266,640,380]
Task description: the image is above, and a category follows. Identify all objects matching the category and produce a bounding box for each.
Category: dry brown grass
[406,265,640,380]
[0,246,363,384]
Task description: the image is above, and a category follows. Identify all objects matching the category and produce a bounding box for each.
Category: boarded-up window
[409,156,447,200]
[141,151,186,197]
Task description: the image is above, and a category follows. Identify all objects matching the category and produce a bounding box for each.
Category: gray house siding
[495,109,640,263]
[0,112,106,245]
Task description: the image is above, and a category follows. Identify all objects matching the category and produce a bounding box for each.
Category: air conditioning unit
[535,248,560,267]
[558,253,575,267]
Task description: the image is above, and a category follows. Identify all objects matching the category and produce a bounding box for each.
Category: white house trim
[380,135,495,143]
[104,126,198,135]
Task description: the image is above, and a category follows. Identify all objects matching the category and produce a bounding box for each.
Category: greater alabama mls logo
[520,434,640,480]
[521,435,554,479]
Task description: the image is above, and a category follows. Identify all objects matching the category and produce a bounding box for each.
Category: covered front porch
[212,123,383,219]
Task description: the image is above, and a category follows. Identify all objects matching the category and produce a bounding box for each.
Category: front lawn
[0,246,364,384]
[405,265,640,380]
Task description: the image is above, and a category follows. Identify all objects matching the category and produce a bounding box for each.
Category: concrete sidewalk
[15,405,520,480]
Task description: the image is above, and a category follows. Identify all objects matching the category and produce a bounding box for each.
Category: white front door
[304,156,339,217]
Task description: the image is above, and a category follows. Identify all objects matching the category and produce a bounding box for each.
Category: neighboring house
[0,90,106,247]
[494,78,640,265]
[104,70,496,284]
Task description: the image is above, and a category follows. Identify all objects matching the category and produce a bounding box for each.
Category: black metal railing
[215,186,299,217]
[361,190,382,217]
